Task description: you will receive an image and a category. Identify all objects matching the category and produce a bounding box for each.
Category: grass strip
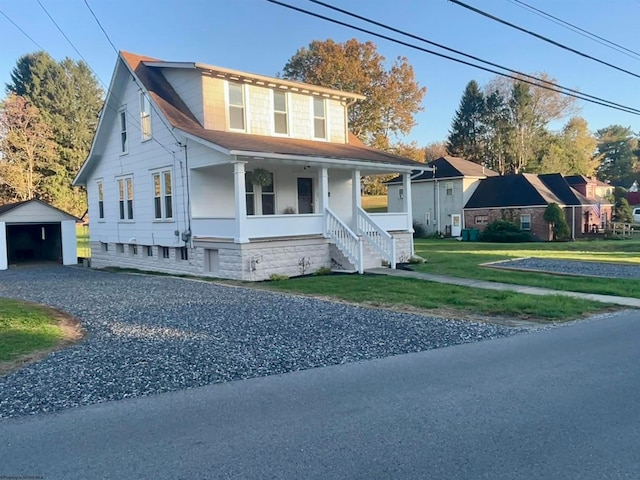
[265,274,616,322]
[413,239,640,299]
[0,298,66,363]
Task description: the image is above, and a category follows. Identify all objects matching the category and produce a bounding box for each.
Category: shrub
[269,273,289,281]
[313,266,333,276]
[480,220,532,243]
[412,221,427,238]
[407,256,426,264]
[543,203,570,241]
[614,198,633,223]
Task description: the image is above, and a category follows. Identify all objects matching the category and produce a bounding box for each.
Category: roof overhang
[229,150,422,174]
[143,61,365,102]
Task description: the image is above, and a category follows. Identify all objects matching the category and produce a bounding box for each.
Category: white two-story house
[73,51,424,280]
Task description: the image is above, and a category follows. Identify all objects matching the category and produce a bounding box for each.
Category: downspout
[343,98,358,142]
[181,141,193,247]
[572,205,575,240]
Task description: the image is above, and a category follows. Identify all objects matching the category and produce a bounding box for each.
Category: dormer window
[313,97,326,139]
[140,93,152,141]
[228,82,245,130]
[273,91,288,135]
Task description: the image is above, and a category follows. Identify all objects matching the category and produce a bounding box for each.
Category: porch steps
[329,242,383,272]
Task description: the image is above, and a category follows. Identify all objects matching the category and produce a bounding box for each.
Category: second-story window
[228,82,245,130]
[119,108,128,153]
[140,93,152,141]
[313,97,326,139]
[273,91,288,135]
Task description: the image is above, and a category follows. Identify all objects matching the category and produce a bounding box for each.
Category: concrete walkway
[367,268,640,308]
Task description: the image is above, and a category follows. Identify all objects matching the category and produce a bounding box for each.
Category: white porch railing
[246,214,323,239]
[325,207,363,274]
[356,206,396,269]
[368,212,410,232]
[191,217,237,239]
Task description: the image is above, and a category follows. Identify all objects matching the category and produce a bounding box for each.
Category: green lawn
[0,299,65,363]
[361,195,387,213]
[77,224,90,258]
[266,274,615,322]
[413,238,640,298]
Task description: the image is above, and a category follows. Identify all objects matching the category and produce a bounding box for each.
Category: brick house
[464,173,613,241]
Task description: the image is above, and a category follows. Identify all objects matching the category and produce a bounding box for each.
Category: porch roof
[121,51,424,172]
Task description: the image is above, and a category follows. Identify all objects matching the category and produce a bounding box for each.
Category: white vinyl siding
[228,82,245,130]
[140,93,152,141]
[152,170,173,220]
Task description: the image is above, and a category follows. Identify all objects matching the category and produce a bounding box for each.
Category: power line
[266,0,640,116]
[450,0,640,80]
[34,0,176,156]
[0,8,45,51]
[83,0,184,147]
[307,0,639,116]
[509,0,640,61]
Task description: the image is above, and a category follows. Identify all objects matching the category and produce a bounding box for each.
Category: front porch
[189,158,418,273]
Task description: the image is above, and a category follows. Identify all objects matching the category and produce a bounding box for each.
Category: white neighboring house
[387,156,498,237]
[73,51,425,280]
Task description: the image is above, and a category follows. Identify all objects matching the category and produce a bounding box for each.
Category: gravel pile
[0,266,524,419]
[492,258,640,279]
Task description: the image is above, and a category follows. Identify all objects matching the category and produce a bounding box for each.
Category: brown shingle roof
[120,51,422,168]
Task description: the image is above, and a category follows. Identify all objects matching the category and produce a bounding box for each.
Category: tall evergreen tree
[482,89,512,174]
[595,125,638,186]
[446,80,486,164]
[5,51,103,214]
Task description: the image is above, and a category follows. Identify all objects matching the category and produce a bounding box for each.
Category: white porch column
[403,173,413,233]
[319,167,329,237]
[0,222,7,270]
[352,169,361,230]
[233,160,249,243]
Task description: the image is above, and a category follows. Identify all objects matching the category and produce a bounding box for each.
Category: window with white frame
[445,182,453,195]
[152,170,173,220]
[117,176,134,220]
[475,215,489,224]
[313,97,326,139]
[146,246,153,256]
[97,181,104,219]
[160,246,170,259]
[245,171,275,215]
[273,90,288,135]
[520,214,531,231]
[140,93,152,141]
[228,82,245,130]
[119,107,128,154]
[177,247,188,261]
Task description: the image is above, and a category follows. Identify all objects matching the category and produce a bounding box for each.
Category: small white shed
[0,199,78,270]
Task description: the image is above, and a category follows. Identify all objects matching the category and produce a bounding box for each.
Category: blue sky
[1,0,639,145]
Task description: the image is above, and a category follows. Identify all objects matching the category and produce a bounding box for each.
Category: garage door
[6,223,62,264]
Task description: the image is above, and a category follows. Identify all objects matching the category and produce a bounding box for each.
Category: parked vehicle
[633,208,640,223]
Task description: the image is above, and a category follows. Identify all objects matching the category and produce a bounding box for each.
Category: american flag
[591,201,601,219]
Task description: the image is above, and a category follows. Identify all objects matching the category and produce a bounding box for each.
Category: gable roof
[0,199,79,221]
[386,156,496,185]
[465,173,607,209]
[75,52,423,185]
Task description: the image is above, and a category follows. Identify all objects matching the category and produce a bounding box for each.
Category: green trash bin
[461,229,470,241]
[469,229,480,241]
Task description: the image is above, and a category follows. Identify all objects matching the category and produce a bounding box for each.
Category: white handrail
[356,206,396,269]
[325,207,363,274]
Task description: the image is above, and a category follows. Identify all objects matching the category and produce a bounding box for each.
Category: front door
[297,178,314,214]
[451,214,462,237]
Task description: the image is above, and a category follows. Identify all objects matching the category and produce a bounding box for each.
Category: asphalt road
[2,311,639,480]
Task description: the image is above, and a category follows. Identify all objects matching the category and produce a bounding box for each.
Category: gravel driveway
[490,258,640,279]
[0,266,524,419]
